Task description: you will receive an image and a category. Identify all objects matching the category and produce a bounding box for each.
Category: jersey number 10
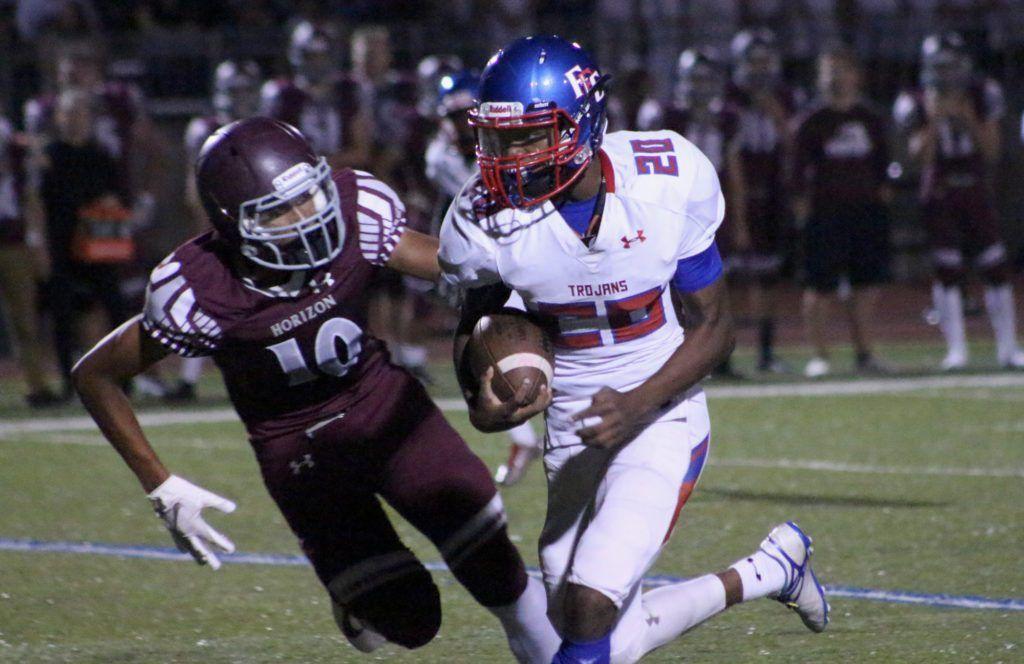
[266,317,363,385]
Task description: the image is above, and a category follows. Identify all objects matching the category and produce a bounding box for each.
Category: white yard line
[709,457,1024,479]
[3,373,1023,480]
[4,372,1023,437]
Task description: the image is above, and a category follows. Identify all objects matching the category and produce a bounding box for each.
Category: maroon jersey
[260,77,362,157]
[141,169,406,440]
[792,101,890,209]
[893,78,1005,199]
[0,118,28,246]
[727,83,803,204]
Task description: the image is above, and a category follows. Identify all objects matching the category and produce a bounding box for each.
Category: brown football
[467,309,555,402]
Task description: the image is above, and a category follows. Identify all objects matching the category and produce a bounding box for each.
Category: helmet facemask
[470,83,606,209]
[237,157,345,271]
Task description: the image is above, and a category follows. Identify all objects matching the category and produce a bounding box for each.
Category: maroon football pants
[253,369,526,648]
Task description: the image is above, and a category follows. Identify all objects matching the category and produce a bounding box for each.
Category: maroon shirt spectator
[793,102,890,211]
[796,47,892,378]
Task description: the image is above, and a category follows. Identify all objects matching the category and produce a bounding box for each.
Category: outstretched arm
[73,316,172,491]
[574,278,735,448]
[386,229,441,281]
[73,317,237,569]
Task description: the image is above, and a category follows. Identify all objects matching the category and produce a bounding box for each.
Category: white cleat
[332,601,388,653]
[803,357,830,379]
[760,521,830,633]
[1000,349,1024,370]
[940,351,968,371]
[494,443,541,487]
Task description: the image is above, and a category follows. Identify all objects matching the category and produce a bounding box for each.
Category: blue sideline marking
[2,537,1022,612]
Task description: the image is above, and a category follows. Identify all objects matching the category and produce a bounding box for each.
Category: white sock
[616,574,727,663]
[730,549,787,601]
[179,357,204,384]
[487,576,561,664]
[984,284,1021,363]
[508,421,540,448]
[932,283,968,360]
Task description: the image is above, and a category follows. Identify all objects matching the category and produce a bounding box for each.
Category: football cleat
[939,350,968,371]
[758,357,792,375]
[855,354,894,376]
[494,442,541,487]
[332,601,388,653]
[803,357,830,379]
[1000,349,1024,370]
[759,521,829,633]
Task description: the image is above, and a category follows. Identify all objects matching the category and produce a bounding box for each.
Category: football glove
[147,475,237,570]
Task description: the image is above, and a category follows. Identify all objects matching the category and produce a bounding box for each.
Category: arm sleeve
[672,241,723,293]
[352,171,408,266]
[676,145,726,260]
[438,178,502,289]
[141,255,223,357]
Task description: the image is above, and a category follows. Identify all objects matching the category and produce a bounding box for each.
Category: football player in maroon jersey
[260,21,372,169]
[727,29,805,374]
[894,32,1024,370]
[71,118,559,661]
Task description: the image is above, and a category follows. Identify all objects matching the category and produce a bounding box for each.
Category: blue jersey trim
[672,242,723,293]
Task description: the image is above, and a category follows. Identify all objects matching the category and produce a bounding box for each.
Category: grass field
[1,341,1022,663]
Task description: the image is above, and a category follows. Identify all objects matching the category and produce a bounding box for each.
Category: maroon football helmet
[196,117,344,271]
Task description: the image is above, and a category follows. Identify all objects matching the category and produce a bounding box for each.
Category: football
[467,309,555,402]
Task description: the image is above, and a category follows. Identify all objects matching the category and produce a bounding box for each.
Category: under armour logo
[621,230,646,248]
[645,614,661,627]
[289,453,315,475]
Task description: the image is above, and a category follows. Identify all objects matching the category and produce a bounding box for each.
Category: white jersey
[439,130,724,446]
[425,131,474,199]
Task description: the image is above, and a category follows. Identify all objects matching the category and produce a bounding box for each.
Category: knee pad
[329,561,441,649]
[932,248,965,286]
[440,493,528,608]
[977,243,1011,284]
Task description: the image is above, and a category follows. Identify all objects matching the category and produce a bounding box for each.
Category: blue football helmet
[470,35,610,208]
[437,69,480,118]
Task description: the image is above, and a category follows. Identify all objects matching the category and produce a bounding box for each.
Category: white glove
[147,475,237,570]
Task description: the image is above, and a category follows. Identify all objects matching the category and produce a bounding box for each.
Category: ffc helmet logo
[565,65,602,101]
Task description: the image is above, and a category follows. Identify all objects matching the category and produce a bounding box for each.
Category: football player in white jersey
[425,69,543,486]
[438,37,829,664]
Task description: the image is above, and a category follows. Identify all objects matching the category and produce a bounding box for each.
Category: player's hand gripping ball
[466,310,554,431]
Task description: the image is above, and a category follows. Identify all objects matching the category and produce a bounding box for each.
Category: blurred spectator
[607,64,653,132]
[261,20,372,167]
[793,45,893,377]
[166,58,263,403]
[36,89,132,394]
[24,41,162,218]
[894,31,1024,370]
[0,114,61,406]
[726,28,805,374]
[16,0,100,41]
[638,47,750,378]
[353,24,434,382]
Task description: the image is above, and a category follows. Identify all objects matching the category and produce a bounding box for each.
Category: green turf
[1,345,1022,662]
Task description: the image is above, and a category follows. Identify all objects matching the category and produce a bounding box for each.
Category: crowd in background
[2,0,1024,406]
